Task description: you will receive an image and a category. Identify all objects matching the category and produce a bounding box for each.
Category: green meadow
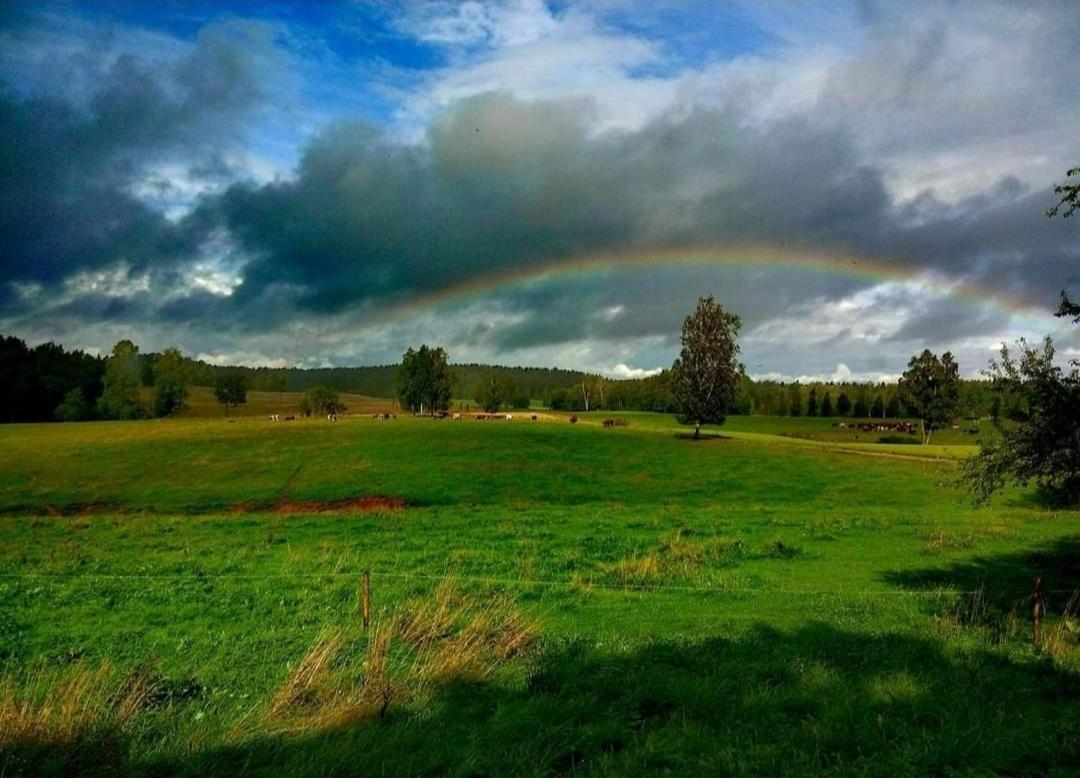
[1,413,1078,775]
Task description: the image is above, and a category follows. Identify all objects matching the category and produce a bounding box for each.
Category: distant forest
[1,333,1022,423]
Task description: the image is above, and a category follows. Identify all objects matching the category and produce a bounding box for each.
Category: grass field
[1,413,1078,775]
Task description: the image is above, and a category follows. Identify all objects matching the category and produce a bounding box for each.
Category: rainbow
[359,244,1047,328]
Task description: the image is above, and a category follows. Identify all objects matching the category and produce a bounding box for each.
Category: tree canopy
[397,345,454,414]
[670,295,743,437]
[214,372,248,416]
[99,340,144,420]
[151,348,191,418]
[475,372,514,413]
[899,349,959,444]
[963,338,1080,505]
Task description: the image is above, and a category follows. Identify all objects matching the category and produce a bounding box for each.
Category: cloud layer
[1,1,1077,378]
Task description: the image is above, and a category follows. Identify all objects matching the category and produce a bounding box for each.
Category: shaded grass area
[0,415,1077,774]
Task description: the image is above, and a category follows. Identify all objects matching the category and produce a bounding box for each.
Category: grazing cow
[569,416,578,424]
[452,412,461,420]
[531,415,537,421]
[506,414,513,422]
[269,414,280,422]
[284,414,295,421]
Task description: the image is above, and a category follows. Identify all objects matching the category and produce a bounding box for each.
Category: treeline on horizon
[0,333,1021,423]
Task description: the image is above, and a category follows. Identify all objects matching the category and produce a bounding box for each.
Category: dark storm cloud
[196,92,1075,337]
[0,20,273,296]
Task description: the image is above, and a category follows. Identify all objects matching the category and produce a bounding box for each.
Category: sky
[1,0,1078,380]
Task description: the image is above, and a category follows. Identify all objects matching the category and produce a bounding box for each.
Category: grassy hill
[0,414,1076,774]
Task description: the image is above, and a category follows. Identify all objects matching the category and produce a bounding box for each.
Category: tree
[836,393,851,416]
[1047,165,1080,323]
[963,338,1080,505]
[398,345,454,415]
[788,382,803,417]
[54,388,90,422]
[1046,164,1079,219]
[151,348,190,418]
[511,393,531,410]
[99,340,144,420]
[266,374,289,403]
[806,387,818,417]
[475,372,512,413]
[670,295,742,438]
[820,391,834,417]
[547,388,569,410]
[885,395,902,418]
[306,385,346,416]
[899,349,959,444]
[852,396,869,418]
[871,394,885,419]
[214,372,248,416]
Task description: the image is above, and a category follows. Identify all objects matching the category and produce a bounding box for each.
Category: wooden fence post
[1031,576,1043,645]
[362,570,371,630]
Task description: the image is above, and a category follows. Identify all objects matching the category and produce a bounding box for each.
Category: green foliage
[871,395,885,418]
[53,388,91,422]
[836,393,851,416]
[820,391,833,417]
[305,385,346,416]
[964,337,1080,504]
[474,371,514,413]
[98,340,144,420]
[899,350,960,443]
[151,348,191,418]
[214,372,248,416]
[670,296,742,435]
[1046,164,1079,219]
[0,335,104,423]
[787,382,802,417]
[852,396,869,418]
[398,345,454,414]
[806,388,818,417]
[511,394,531,410]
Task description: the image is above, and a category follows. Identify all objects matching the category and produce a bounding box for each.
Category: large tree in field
[99,340,144,420]
[899,349,959,444]
[214,372,248,416]
[670,295,742,439]
[475,372,513,413]
[963,338,1080,505]
[397,345,454,415]
[151,347,191,418]
[306,385,346,416]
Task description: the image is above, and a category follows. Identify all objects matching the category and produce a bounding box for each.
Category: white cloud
[607,363,662,379]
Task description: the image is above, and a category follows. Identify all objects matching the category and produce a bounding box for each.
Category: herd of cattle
[268,411,636,426]
[835,421,919,434]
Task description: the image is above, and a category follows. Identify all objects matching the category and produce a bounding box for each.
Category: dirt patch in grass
[231,496,407,515]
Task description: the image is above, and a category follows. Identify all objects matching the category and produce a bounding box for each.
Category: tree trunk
[694,422,701,440]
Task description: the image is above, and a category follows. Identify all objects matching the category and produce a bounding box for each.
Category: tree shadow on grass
[885,535,1080,615]
[7,623,1068,777]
